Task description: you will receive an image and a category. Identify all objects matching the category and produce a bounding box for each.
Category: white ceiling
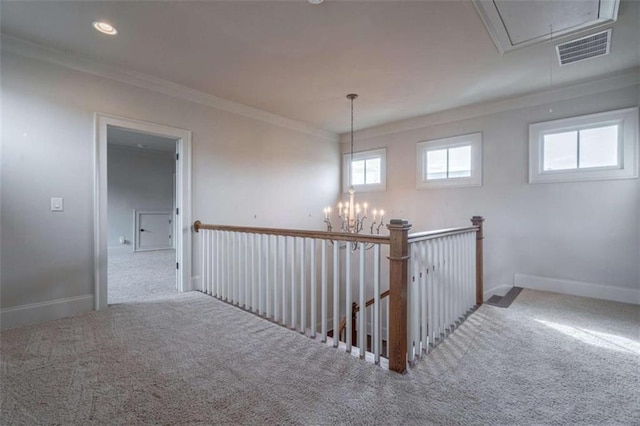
[1,1,638,134]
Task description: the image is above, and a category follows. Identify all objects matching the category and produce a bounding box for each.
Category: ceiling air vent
[556,29,611,66]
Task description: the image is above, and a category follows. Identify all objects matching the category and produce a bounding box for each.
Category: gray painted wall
[107,145,175,248]
[0,52,339,321]
[341,84,640,297]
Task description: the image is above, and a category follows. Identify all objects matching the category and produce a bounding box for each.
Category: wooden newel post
[387,219,411,374]
[471,216,484,306]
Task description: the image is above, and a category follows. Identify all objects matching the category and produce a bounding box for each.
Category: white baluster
[472,231,477,308]
[258,234,264,315]
[266,235,271,319]
[460,234,465,319]
[457,234,463,321]
[345,245,352,353]
[220,231,225,301]
[447,236,453,332]
[410,243,419,362]
[300,238,306,334]
[200,229,206,293]
[310,239,317,339]
[237,233,242,306]
[466,232,471,313]
[216,230,221,298]
[205,230,210,295]
[291,237,296,329]
[446,236,451,332]
[427,240,434,349]
[321,239,327,342]
[204,230,209,294]
[333,241,339,348]
[457,235,461,316]
[234,232,238,304]
[282,236,287,325]
[373,244,380,364]
[273,235,279,322]
[229,232,233,304]
[470,232,474,310]
[452,234,458,324]
[406,245,414,363]
[420,241,428,354]
[372,244,382,364]
[251,233,256,312]
[231,232,236,304]
[358,243,365,358]
[227,231,232,303]
[438,237,444,338]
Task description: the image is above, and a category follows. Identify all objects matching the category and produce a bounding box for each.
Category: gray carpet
[1,289,638,425]
[108,249,178,305]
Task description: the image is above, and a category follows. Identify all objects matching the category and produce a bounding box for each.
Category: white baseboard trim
[483,284,513,302]
[515,274,639,305]
[1,294,95,330]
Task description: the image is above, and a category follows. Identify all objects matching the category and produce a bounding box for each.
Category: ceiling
[1,1,638,134]
[108,126,176,152]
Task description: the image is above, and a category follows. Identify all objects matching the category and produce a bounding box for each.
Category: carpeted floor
[1,289,638,425]
[108,249,178,305]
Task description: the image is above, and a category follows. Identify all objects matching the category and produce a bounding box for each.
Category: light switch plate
[51,197,64,212]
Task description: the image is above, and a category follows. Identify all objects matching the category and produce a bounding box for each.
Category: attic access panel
[473,0,619,54]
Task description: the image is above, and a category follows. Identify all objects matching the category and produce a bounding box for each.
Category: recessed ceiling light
[92,21,118,36]
[308,0,324,4]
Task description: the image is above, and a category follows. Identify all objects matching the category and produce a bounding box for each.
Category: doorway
[95,114,192,310]
[106,128,177,303]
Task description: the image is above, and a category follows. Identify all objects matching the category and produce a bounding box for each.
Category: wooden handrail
[408,226,478,243]
[354,289,390,313]
[194,221,391,245]
[337,289,390,338]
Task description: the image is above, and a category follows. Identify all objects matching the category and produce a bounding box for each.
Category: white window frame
[529,107,639,184]
[416,132,482,189]
[342,148,386,193]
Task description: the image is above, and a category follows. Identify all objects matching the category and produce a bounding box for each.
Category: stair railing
[194,216,484,373]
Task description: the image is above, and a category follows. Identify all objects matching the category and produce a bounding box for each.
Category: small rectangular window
[530,107,638,183]
[417,133,482,189]
[343,148,386,192]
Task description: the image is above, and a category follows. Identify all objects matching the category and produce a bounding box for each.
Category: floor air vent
[556,29,611,66]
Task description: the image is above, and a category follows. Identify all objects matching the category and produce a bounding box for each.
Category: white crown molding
[0,35,338,143]
[341,68,640,143]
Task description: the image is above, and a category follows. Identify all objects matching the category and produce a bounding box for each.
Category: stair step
[486,287,523,308]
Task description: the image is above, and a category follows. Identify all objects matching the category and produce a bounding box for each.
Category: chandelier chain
[350,95,354,186]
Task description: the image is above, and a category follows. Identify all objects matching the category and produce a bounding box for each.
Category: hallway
[108,249,178,304]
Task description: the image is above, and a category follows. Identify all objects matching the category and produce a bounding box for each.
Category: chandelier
[323,94,385,234]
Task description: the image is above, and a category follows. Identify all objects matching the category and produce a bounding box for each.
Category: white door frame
[94,113,192,310]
